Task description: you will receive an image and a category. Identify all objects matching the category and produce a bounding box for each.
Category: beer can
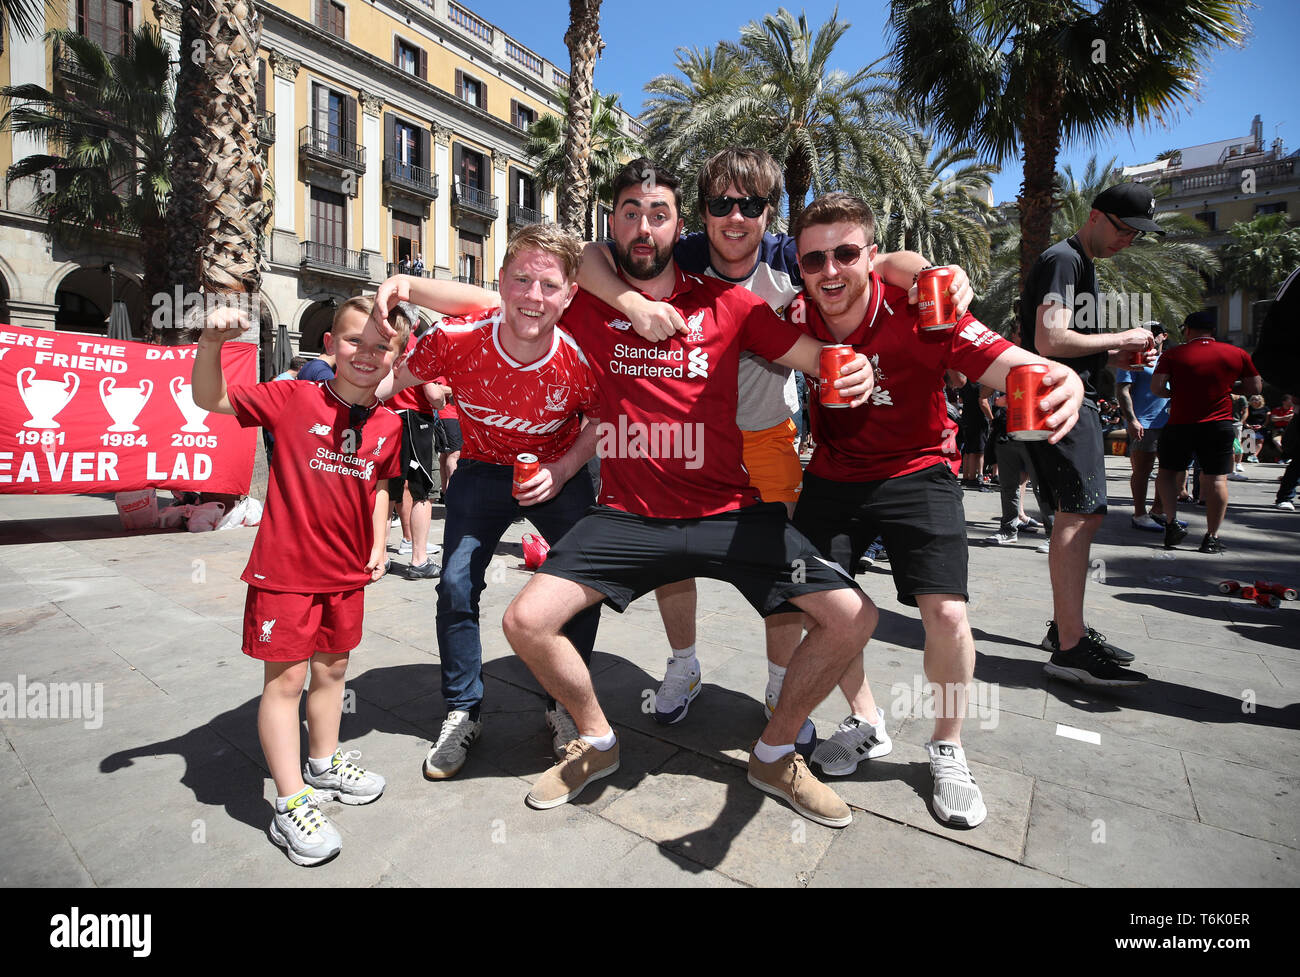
[1007,363,1052,440]
[1130,347,1150,369]
[916,267,957,331]
[819,344,857,408]
[513,453,540,498]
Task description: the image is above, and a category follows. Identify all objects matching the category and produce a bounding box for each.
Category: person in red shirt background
[1152,310,1262,553]
[431,373,462,495]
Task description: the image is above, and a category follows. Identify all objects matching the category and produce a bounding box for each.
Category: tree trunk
[166,2,207,314]
[785,148,812,229]
[1017,58,1065,295]
[559,0,602,237]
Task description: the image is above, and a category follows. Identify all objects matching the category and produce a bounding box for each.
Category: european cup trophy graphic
[100,377,154,432]
[170,376,210,433]
[16,369,80,429]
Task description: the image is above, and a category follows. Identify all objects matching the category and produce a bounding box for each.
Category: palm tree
[523,89,643,240]
[0,0,47,41]
[639,43,747,179]
[642,7,915,226]
[872,135,996,290]
[559,0,602,236]
[167,0,269,314]
[970,157,1220,341]
[887,0,1252,293]
[1,25,174,334]
[1220,212,1300,299]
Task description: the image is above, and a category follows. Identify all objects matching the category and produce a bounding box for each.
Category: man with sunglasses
[1020,182,1162,685]
[770,191,1084,827]
[579,147,973,737]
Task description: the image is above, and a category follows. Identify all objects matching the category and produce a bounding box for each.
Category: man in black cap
[1020,181,1161,687]
[1151,310,1262,552]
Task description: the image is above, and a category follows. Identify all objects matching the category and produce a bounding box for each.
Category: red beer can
[1007,363,1052,440]
[513,453,540,498]
[916,267,957,331]
[819,344,857,408]
[1130,347,1150,369]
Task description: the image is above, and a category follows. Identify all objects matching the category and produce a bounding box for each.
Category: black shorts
[1023,404,1108,515]
[794,463,968,607]
[435,417,463,454]
[1158,420,1235,476]
[538,503,859,615]
[960,420,989,454]
[388,410,437,502]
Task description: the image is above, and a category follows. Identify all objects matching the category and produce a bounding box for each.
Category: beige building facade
[0,0,639,369]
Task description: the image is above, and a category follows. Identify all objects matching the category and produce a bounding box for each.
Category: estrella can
[1130,347,1150,369]
[1007,364,1052,440]
[513,453,539,497]
[819,344,857,408]
[916,267,957,331]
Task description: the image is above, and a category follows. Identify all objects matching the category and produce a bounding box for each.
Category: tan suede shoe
[747,744,852,828]
[526,738,620,810]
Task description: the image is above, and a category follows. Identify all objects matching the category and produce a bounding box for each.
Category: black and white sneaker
[1040,620,1134,664]
[1044,633,1148,687]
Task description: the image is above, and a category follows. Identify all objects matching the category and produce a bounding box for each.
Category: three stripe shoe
[654,656,701,725]
[303,749,386,805]
[423,710,482,780]
[269,787,342,867]
[811,708,893,776]
[926,741,986,828]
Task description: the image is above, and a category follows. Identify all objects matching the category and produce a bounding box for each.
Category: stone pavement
[2,456,1297,888]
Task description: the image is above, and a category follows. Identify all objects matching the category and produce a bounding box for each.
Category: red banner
[0,324,257,494]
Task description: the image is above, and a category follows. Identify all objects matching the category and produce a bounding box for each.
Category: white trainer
[269,788,342,866]
[654,656,701,725]
[423,710,482,780]
[811,708,893,775]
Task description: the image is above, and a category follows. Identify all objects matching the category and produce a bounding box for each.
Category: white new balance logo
[309,423,331,436]
[687,347,709,379]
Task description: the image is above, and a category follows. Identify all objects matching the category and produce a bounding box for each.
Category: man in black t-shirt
[1020,182,1160,687]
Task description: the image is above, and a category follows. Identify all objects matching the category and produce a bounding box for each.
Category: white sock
[753,738,794,764]
[581,730,617,751]
[766,661,786,702]
[276,786,311,813]
[308,753,336,774]
[671,645,696,661]
[852,708,884,729]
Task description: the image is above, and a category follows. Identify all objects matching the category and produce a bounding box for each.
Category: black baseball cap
[1092,182,1164,234]
[1142,320,1168,338]
[1182,310,1217,335]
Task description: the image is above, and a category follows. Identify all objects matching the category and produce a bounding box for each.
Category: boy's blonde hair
[333,295,411,350]
[502,222,583,281]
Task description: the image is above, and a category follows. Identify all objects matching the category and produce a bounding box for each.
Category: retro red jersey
[792,274,1012,482]
[561,267,804,518]
[433,375,459,423]
[228,380,401,593]
[404,307,598,464]
[1153,337,1259,425]
[386,335,439,414]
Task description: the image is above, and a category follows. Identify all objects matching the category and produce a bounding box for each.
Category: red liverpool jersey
[404,308,598,465]
[561,267,804,518]
[228,380,401,593]
[1153,337,1259,425]
[792,275,1011,482]
[386,335,439,414]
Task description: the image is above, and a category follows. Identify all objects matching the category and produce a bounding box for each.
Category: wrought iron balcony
[256,114,276,148]
[383,158,439,201]
[451,183,499,220]
[508,203,546,227]
[300,241,370,279]
[386,262,433,278]
[456,275,498,292]
[299,126,366,174]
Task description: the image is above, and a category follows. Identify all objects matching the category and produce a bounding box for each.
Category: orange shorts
[742,418,803,504]
[242,586,364,662]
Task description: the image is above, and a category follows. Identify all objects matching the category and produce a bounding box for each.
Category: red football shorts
[242,586,365,661]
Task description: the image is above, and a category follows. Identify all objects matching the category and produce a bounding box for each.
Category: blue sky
[468,0,1298,206]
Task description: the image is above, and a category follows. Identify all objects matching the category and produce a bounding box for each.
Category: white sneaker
[926,740,986,828]
[423,710,482,780]
[811,709,892,775]
[1278,500,1296,511]
[397,538,413,554]
[1235,463,1245,473]
[1036,539,1051,554]
[544,702,581,758]
[654,656,701,725]
[1228,472,1249,482]
[302,749,386,805]
[269,788,342,866]
[984,529,1018,545]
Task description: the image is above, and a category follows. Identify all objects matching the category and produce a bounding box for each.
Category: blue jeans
[435,458,599,715]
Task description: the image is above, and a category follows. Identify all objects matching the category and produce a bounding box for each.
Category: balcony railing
[456,275,498,292]
[299,126,366,174]
[1158,159,1294,196]
[452,183,499,219]
[256,113,275,148]
[383,158,439,200]
[448,1,492,45]
[508,203,546,227]
[386,262,433,278]
[300,241,370,278]
[505,38,543,76]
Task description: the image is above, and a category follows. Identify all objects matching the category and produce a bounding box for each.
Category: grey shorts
[1131,425,1163,454]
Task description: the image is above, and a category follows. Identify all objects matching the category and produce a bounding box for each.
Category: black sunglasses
[1102,212,1143,240]
[798,243,865,275]
[706,195,767,219]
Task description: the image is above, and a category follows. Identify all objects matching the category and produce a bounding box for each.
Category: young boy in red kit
[192,297,408,866]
